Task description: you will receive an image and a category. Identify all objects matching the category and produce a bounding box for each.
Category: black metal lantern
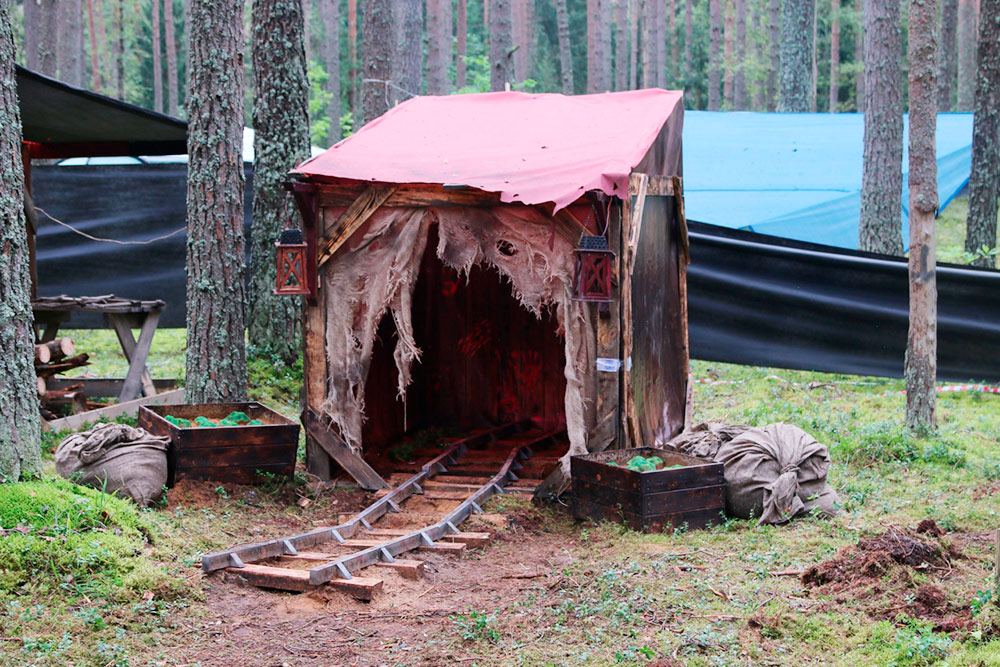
[275,229,310,296]
[574,234,615,302]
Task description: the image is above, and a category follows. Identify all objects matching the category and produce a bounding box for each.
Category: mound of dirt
[916,518,945,537]
[802,527,949,587]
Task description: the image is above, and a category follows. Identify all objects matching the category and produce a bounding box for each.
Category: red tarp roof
[295,89,684,211]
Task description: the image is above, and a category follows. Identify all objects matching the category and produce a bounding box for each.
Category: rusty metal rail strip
[305,437,535,585]
[201,420,531,573]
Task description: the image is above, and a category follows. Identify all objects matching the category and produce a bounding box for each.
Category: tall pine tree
[185,0,249,402]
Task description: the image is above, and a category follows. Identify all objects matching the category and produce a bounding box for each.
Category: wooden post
[304,202,332,479]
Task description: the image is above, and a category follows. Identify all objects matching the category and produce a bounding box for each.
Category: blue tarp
[682,112,974,249]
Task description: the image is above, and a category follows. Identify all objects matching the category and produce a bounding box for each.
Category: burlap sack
[55,423,170,506]
[714,423,839,524]
[668,421,752,459]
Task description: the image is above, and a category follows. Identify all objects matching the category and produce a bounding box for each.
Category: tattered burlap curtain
[322,205,600,474]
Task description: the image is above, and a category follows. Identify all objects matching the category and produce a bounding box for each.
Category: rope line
[35,206,186,246]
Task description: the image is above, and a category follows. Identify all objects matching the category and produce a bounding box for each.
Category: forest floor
[6,342,1000,666]
[3,198,999,665]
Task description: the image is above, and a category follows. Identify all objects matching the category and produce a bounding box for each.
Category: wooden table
[32,295,166,403]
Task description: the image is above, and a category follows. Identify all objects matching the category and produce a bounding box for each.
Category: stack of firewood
[35,338,91,419]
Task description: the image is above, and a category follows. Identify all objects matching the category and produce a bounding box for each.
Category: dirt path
[172,509,578,666]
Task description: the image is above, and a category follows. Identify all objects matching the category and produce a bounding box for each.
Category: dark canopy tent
[17,65,187,159]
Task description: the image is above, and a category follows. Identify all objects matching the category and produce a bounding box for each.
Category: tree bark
[905,0,938,431]
[250,0,310,365]
[655,0,666,87]
[684,0,693,86]
[734,0,747,109]
[641,0,651,87]
[779,0,815,111]
[152,0,163,112]
[165,0,179,115]
[456,0,468,88]
[956,0,978,110]
[709,0,722,109]
[511,0,528,82]
[724,0,734,105]
[0,0,42,482]
[111,0,124,97]
[57,0,84,86]
[752,0,766,108]
[489,0,513,91]
[670,0,679,82]
[965,0,1000,266]
[320,0,341,142]
[630,0,639,89]
[393,0,423,102]
[23,0,39,70]
[86,0,102,90]
[829,0,840,111]
[185,0,248,402]
[601,0,613,90]
[767,0,780,109]
[95,0,110,89]
[361,0,392,123]
[348,0,358,122]
[854,0,863,110]
[937,0,957,110]
[37,0,58,76]
[427,0,451,94]
[858,0,903,254]
[614,0,628,90]
[556,0,574,93]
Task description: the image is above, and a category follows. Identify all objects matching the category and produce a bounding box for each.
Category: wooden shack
[289,90,690,497]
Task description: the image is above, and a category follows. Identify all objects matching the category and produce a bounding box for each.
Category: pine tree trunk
[110,0,122,95]
[854,0,863,110]
[601,0,613,90]
[811,0,817,110]
[752,1,766,108]
[829,0,840,111]
[630,0,639,89]
[734,0,747,109]
[587,0,598,92]
[767,0,780,109]
[905,0,938,431]
[858,0,903,254]
[95,0,110,88]
[965,0,1000,266]
[709,0,722,109]
[684,0,693,86]
[23,0,38,70]
[393,0,422,102]
[670,0,679,82]
[152,0,163,111]
[116,0,125,99]
[57,0,84,86]
[165,0,179,115]
[614,0,628,90]
[956,0,977,110]
[489,0,513,90]
[456,0,468,88]
[937,0,957,110]
[320,0,341,141]
[185,0,248,402]
[724,0,734,105]
[427,0,451,93]
[249,0,309,365]
[86,0,102,90]
[511,0,527,82]
[0,0,42,482]
[556,0,574,93]
[655,0,665,87]
[779,0,815,111]
[361,0,392,123]
[641,0,651,87]
[38,0,57,76]
[348,0,358,122]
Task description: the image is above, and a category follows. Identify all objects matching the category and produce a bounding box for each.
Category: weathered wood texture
[571,448,726,532]
[303,407,389,490]
[139,402,299,485]
[45,388,185,433]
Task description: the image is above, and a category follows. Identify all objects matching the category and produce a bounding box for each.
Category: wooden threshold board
[226,564,383,600]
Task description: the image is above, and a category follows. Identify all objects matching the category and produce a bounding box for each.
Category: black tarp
[687,222,1000,382]
[17,66,187,157]
[32,165,1000,382]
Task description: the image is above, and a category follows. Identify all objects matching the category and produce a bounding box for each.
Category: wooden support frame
[316,184,396,269]
[302,408,389,490]
[107,311,160,401]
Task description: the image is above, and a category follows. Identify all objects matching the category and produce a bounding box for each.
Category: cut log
[35,353,90,378]
[36,376,46,397]
[44,337,76,362]
[41,389,89,414]
[34,344,51,365]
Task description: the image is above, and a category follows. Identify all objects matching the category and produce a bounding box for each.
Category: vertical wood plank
[305,207,332,479]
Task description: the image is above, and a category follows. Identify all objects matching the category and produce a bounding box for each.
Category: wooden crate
[138,402,300,485]
[571,447,725,533]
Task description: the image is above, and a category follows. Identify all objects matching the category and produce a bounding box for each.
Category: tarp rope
[35,206,186,246]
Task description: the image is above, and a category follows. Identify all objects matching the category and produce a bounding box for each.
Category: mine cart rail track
[202,420,565,598]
